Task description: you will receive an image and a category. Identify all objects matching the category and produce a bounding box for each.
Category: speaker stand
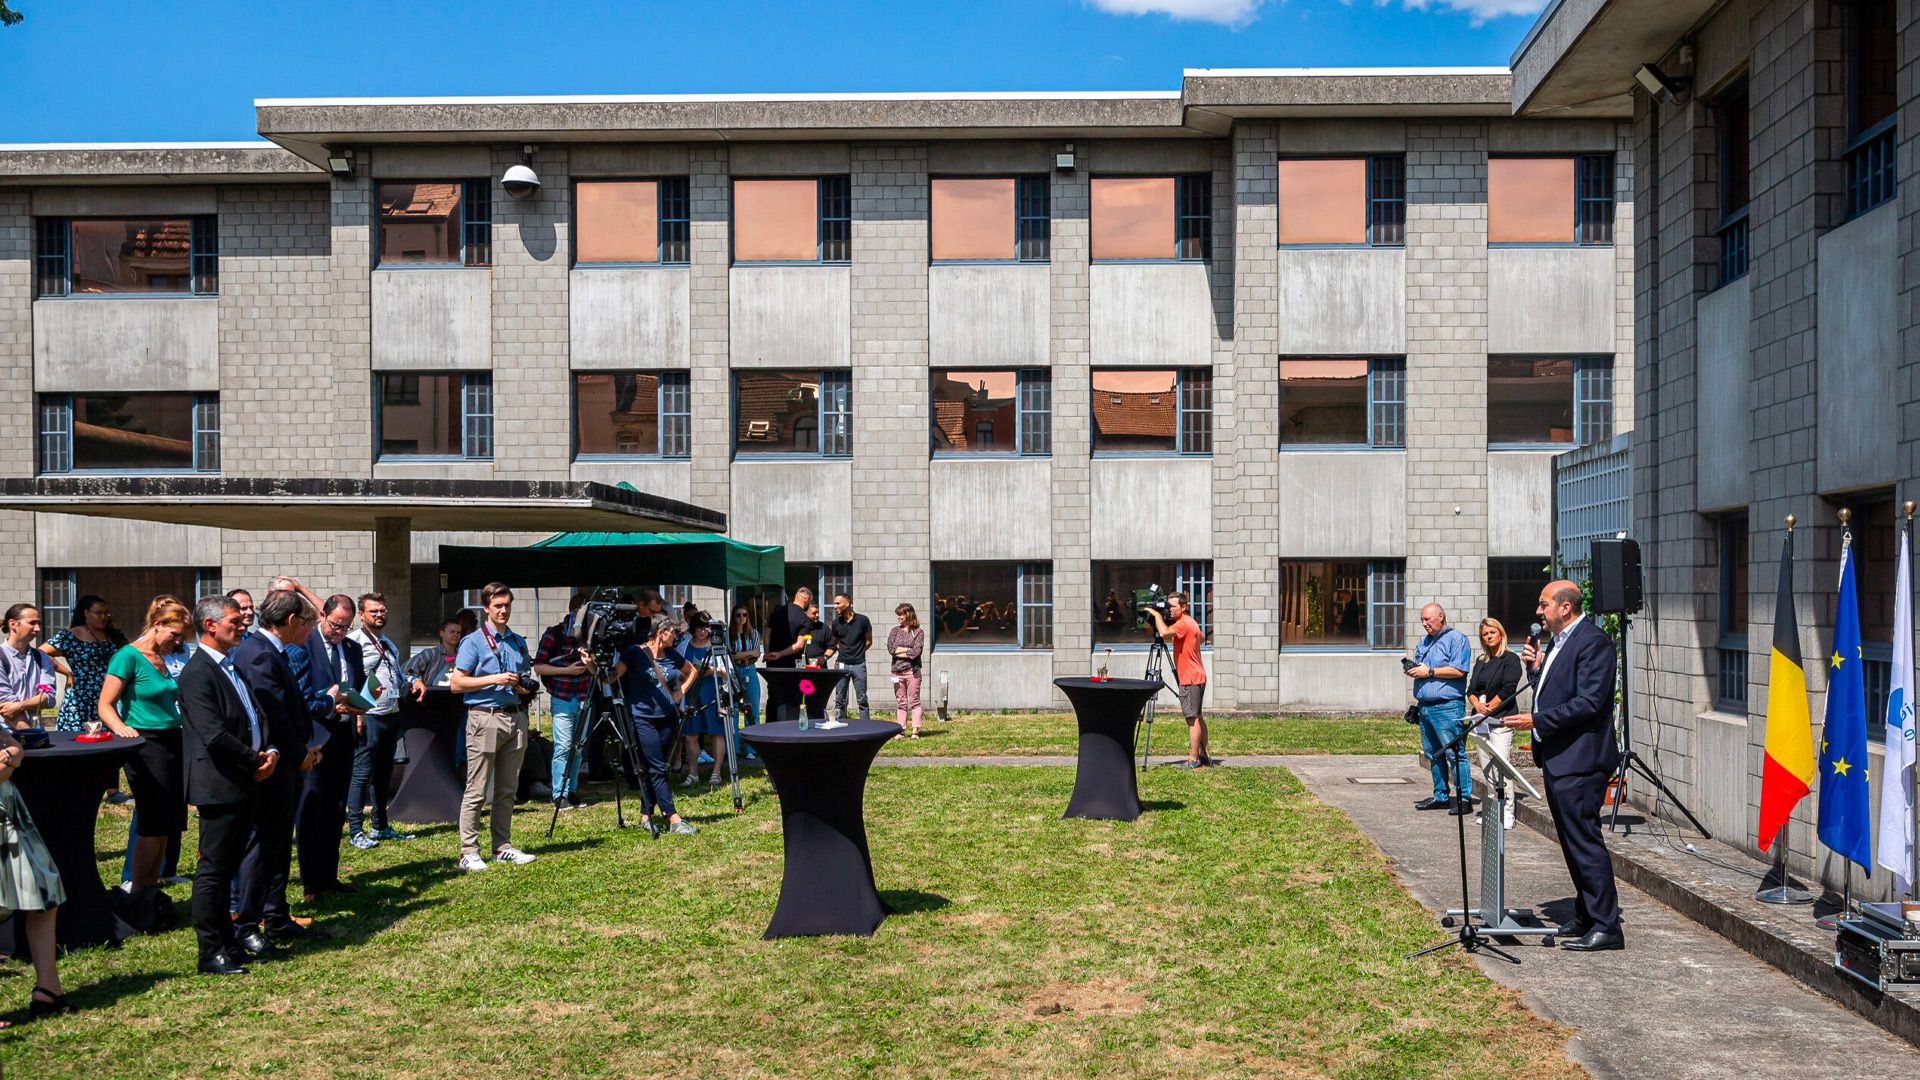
[1607,611,1711,838]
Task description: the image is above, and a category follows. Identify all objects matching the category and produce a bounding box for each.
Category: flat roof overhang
[254,93,1202,168]
[0,477,725,534]
[0,143,325,187]
[1182,68,1514,119]
[1510,0,1718,117]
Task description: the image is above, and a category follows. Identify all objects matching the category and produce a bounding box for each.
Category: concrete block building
[0,69,1632,711]
[1513,0,1909,891]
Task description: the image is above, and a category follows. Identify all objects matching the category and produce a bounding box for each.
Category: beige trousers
[460,706,529,857]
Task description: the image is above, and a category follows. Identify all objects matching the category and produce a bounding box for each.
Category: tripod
[1606,612,1710,837]
[1138,632,1176,774]
[704,648,746,814]
[546,663,648,838]
[1408,722,1521,965]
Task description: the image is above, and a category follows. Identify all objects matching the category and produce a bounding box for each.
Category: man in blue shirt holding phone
[1407,602,1472,812]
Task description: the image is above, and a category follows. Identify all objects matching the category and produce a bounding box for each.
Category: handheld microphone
[1527,622,1543,649]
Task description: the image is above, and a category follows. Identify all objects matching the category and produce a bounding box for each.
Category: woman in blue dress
[676,617,726,788]
[40,595,127,733]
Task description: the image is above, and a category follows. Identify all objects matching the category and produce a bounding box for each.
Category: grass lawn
[876,712,1419,758]
[1,765,1572,1079]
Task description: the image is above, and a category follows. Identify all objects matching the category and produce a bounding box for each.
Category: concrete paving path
[1288,754,1920,1078]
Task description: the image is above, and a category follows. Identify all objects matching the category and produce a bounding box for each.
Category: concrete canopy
[1510,0,1718,117]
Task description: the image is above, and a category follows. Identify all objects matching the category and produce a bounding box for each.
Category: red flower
[799,679,816,696]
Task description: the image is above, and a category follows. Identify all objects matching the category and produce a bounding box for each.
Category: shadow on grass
[881,889,951,915]
[0,966,173,1026]
[1140,800,1187,813]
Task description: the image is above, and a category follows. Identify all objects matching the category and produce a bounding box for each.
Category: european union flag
[1819,539,1873,872]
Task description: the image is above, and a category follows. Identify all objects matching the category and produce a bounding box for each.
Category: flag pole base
[1815,910,1846,929]
[1756,885,1816,905]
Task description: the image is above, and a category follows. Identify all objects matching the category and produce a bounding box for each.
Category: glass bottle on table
[1096,648,1112,682]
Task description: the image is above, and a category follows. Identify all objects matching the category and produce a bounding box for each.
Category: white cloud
[1086,0,1269,26]
[1398,0,1548,25]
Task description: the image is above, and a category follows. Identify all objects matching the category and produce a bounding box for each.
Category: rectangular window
[1279,358,1406,448]
[573,372,691,459]
[1279,559,1405,650]
[375,373,493,460]
[1714,512,1750,714]
[1487,356,1613,447]
[931,562,1053,649]
[732,177,851,264]
[1017,175,1050,262]
[1091,368,1211,455]
[1845,0,1897,218]
[734,370,852,457]
[1089,175,1210,261]
[377,181,490,267]
[1715,78,1751,287]
[575,178,692,265]
[931,369,1050,456]
[36,216,217,297]
[1092,560,1213,646]
[1488,558,1550,646]
[41,567,219,628]
[1489,156,1614,246]
[931,178,1015,261]
[1276,157,1405,246]
[37,392,219,473]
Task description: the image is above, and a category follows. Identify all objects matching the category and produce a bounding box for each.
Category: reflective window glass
[1487,158,1576,244]
[377,182,465,264]
[1089,177,1176,260]
[71,394,194,470]
[1276,160,1368,245]
[931,178,1017,260]
[576,181,659,263]
[68,219,193,293]
[734,180,819,261]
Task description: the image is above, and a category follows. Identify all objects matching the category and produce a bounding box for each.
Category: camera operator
[533,592,596,812]
[448,583,537,872]
[615,616,701,836]
[1142,592,1210,769]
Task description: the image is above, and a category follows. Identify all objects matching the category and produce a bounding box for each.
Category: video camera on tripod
[577,588,645,667]
[1133,584,1172,637]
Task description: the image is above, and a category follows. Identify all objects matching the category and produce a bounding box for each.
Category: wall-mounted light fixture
[1633,63,1687,106]
[325,148,354,178]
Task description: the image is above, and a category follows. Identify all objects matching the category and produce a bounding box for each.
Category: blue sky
[0,0,1546,143]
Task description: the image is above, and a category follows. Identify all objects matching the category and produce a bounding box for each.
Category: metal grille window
[931,370,1050,456]
[1092,561,1213,645]
[196,568,224,602]
[1019,563,1054,648]
[1574,357,1615,447]
[1845,0,1897,220]
[1176,561,1214,643]
[190,216,219,294]
[1370,359,1406,448]
[1368,156,1406,246]
[659,372,691,457]
[659,177,691,264]
[34,218,68,298]
[1175,174,1212,261]
[819,370,853,457]
[462,375,494,459]
[1714,78,1751,287]
[1368,561,1405,650]
[929,563,1053,648]
[1575,155,1615,245]
[819,564,853,605]
[1016,176,1050,262]
[1017,369,1052,455]
[461,180,492,266]
[1714,512,1750,714]
[37,392,219,473]
[39,572,74,632]
[819,176,852,263]
[1177,368,1213,454]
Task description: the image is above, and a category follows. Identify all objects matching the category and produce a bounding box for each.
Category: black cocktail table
[740,718,899,938]
[754,667,852,726]
[4,731,144,952]
[1055,677,1161,822]
[388,689,465,825]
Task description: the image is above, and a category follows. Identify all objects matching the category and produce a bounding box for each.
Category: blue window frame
[376,181,490,267]
[1713,78,1751,288]
[1175,173,1212,261]
[1845,0,1897,220]
[932,369,1051,457]
[819,176,852,263]
[574,178,691,265]
[33,215,219,298]
[1575,155,1615,245]
[572,372,691,459]
[375,373,493,461]
[1091,368,1212,456]
[930,562,1054,649]
[1017,176,1050,262]
[1367,156,1406,246]
[37,392,220,474]
[1279,358,1405,449]
[1279,559,1404,651]
[660,177,691,263]
[1573,357,1615,447]
[735,370,852,458]
[1092,560,1213,646]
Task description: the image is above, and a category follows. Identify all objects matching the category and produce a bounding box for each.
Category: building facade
[0,69,1632,711]
[1515,0,1907,891]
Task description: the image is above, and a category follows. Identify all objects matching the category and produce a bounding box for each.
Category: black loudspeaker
[1590,538,1643,613]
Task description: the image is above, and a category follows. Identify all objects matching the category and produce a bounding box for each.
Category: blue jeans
[348,711,400,835]
[1417,699,1472,801]
[549,696,586,799]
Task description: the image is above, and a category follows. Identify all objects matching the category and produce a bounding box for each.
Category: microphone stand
[1407,717,1520,964]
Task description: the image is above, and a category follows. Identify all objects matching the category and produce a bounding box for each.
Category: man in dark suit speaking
[178,595,279,976]
[1503,579,1624,952]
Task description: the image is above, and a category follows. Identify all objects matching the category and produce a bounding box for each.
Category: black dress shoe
[264,919,312,942]
[237,927,278,960]
[1448,799,1475,816]
[1414,797,1449,811]
[1556,921,1594,939]
[1559,928,1625,952]
[198,952,250,976]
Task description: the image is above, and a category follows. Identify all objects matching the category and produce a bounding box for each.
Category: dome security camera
[502,162,541,199]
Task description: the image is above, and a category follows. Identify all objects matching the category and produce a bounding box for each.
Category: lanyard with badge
[481,622,531,701]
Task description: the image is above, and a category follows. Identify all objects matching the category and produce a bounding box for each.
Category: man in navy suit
[295,594,365,901]
[232,589,324,956]
[1505,579,1624,952]
[179,594,279,975]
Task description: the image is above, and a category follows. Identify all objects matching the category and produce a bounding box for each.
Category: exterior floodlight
[1634,64,1686,105]
[1056,143,1075,171]
[326,149,354,177]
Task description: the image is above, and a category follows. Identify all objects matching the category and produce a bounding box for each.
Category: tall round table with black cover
[740,718,899,938]
[388,688,465,825]
[2,731,144,953]
[1055,677,1161,822]
[753,667,852,726]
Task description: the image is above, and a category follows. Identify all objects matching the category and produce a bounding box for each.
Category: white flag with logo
[1877,528,1915,893]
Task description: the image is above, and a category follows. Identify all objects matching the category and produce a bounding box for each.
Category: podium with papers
[1439,734,1557,944]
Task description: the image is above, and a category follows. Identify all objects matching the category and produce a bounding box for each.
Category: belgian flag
[1758,529,1815,851]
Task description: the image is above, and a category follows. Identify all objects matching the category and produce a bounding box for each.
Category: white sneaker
[493,845,535,866]
[457,853,490,872]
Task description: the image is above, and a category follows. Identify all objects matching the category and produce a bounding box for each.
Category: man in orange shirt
[1144,592,1210,768]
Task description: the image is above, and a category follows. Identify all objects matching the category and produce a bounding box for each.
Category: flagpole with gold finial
[1760,513,1816,904]
[1817,507,1856,932]
[1907,500,1917,903]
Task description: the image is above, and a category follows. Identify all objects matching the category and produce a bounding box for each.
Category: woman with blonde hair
[1465,616,1524,829]
[887,603,924,738]
[97,598,192,891]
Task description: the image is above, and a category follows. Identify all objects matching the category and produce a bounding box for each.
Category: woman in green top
[96,599,190,892]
